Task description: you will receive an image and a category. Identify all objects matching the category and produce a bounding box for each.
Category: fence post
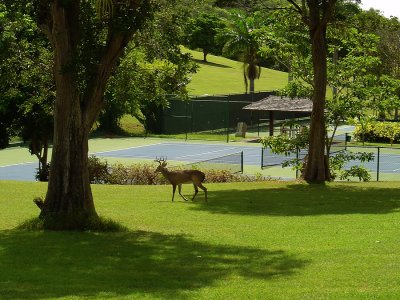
[226,96,230,143]
[241,151,244,173]
[296,147,299,179]
[377,146,380,182]
[185,101,188,141]
[261,148,264,169]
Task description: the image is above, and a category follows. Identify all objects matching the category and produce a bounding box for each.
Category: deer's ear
[162,161,167,167]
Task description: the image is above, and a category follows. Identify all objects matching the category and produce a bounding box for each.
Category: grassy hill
[184,48,289,96]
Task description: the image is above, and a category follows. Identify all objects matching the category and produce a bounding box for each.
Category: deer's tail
[200,172,206,182]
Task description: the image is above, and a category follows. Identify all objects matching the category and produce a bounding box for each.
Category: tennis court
[2,140,399,181]
[95,142,261,164]
[0,141,263,181]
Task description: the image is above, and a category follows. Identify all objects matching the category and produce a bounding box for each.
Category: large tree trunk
[40,83,97,227]
[302,2,331,182]
[35,0,148,228]
[38,1,97,228]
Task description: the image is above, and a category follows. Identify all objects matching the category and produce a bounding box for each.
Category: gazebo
[243,95,313,136]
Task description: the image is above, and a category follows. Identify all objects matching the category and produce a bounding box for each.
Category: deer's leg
[192,184,199,200]
[178,184,188,201]
[172,184,177,202]
[198,183,207,202]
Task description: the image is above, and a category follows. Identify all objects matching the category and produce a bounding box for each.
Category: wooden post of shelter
[269,111,274,136]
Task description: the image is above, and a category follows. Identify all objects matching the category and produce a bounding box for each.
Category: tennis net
[179,152,244,173]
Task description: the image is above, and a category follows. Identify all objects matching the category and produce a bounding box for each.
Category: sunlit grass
[184,48,288,95]
[1,180,400,299]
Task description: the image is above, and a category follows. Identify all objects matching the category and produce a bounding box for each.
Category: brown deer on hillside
[155,158,208,202]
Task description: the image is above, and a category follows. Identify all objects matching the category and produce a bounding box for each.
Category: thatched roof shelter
[243,95,313,136]
[243,95,313,112]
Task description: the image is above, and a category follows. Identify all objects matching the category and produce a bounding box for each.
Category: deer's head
[155,157,168,173]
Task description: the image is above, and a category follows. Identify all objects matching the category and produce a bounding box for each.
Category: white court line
[175,148,238,159]
[0,162,36,168]
[160,142,260,150]
[93,142,164,155]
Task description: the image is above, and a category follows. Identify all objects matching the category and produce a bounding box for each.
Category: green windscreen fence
[162,92,309,141]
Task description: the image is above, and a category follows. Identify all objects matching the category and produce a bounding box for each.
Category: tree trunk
[203,51,208,62]
[35,0,148,228]
[38,1,97,229]
[303,10,330,182]
[249,78,255,94]
[40,60,97,229]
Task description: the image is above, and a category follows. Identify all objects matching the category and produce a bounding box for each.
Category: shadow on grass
[190,184,400,216]
[193,58,233,69]
[0,230,307,299]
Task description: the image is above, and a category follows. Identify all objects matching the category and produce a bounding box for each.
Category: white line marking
[175,148,236,159]
[92,142,164,155]
[0,162,36,168]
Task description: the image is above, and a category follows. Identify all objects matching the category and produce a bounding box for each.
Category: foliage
[260,126,309,155]
[0,2,54,152]
[38,155,272,185]
[339,165,371,182]
[220,10,265,93]
[329,151,374,181]
[277,81,313,99]
[103,2,198,134]
[261,126,375,182]
[35,163,50,182]
[259,9,311,80]
[354,121,400,145]
[184,12,226,61]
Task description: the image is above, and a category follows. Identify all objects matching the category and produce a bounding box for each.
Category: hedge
[354,121,400,144]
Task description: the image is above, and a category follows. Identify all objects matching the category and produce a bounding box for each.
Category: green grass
[184,48,288,95]
[1,180,400,299]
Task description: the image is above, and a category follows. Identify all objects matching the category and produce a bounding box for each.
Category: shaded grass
[18,215,128,232]
[1,181,400,299]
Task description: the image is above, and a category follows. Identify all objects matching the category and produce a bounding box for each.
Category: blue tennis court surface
[2,142,399,181]
[95,142,261,164]
[0,142,263,181]
[0,162,38,181]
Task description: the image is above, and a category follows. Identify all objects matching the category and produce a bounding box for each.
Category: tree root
[33,197,44,210]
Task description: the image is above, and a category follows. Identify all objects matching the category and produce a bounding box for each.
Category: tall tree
[32,0,153,229]
[185,12,226,62]
[286,0,338,182]
[222,11,264,93]
[0,1,54,167]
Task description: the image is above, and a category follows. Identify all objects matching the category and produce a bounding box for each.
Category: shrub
[107,162,164,185]
[105,162,272,185]
[354,122,400,145]
[88,155,109,183]
[35,156,272,185]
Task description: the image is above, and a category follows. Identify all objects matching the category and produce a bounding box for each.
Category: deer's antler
[155,157,167,164]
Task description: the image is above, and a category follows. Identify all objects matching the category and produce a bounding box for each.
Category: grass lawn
[1,180,400,299]
[184,48,288,95]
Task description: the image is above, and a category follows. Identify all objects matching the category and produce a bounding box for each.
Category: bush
[35,156,272,185]
[35,155,111,183]
[354,122,400,144]
[88,155,109,183]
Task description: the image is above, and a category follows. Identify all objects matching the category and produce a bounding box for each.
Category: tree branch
[84,30,134,127]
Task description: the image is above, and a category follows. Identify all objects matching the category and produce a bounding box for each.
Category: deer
[155,158,208,202]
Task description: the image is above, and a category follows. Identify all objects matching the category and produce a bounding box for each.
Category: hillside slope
[184,48,288,96]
